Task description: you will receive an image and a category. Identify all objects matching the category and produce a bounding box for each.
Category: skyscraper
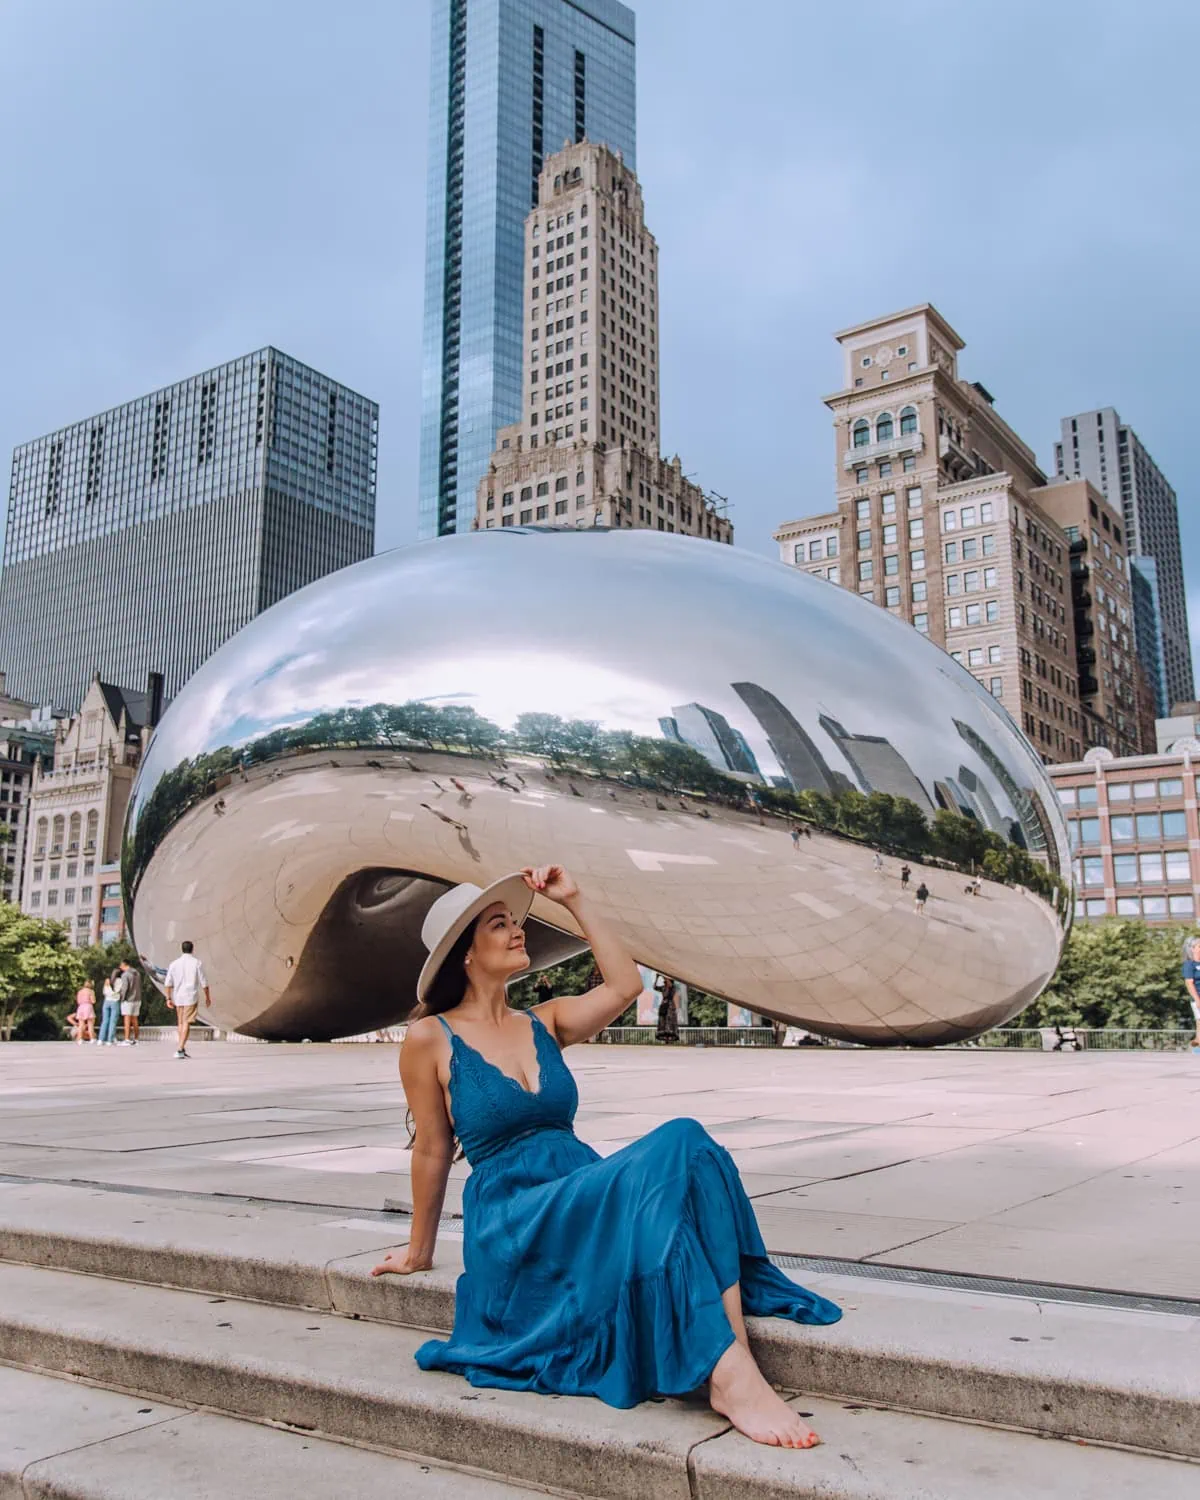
[0,349,377,711]
[472,140,732,540]
[730,682,840,794]
[1055,408,1192,710]
[661,703,761,779]
[420,0,637,539]
[1128,554,1169,719]
[818,713,934,814]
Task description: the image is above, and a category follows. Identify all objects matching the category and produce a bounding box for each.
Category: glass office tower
[0,349,378,711]
[419,0,636,538]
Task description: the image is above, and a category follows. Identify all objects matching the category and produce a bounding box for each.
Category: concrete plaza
[2,1039,1197,1299]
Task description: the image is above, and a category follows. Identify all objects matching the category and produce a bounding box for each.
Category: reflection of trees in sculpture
[125,700,1068,915]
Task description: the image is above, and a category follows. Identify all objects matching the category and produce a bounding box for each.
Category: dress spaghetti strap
[435,1014,455,1039]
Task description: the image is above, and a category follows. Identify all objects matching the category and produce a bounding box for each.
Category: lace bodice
[438,1011,578,1166]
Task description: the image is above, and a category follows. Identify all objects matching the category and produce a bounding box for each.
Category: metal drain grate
[768,1251,1200,1318]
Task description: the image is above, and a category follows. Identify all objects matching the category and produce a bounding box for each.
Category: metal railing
[961,1028,1195,1052]
[596,1026,778,1047]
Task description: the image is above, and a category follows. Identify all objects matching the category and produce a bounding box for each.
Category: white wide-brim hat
[416,873,535,1005]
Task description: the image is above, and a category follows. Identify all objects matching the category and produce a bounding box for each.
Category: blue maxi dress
[415,1010,842,1407]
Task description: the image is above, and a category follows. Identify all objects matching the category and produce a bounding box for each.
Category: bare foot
[709,1340,820,1449]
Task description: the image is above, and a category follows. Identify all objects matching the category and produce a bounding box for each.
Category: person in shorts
[163,941,211,1059]
[117,960,143,1044]
[1182,938,1200,1053]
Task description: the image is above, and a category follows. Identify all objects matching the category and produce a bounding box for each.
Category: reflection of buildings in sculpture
[933,779,972,819]
[954,718,1056,868]
[730,682,841,795]
[818,715,934,815]
[661,704,761,780]
[956,764,1005,834]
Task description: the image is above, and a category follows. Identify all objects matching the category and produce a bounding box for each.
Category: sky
[2,0,1198,675]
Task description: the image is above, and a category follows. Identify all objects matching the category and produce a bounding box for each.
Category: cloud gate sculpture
[124,530,1071,1046]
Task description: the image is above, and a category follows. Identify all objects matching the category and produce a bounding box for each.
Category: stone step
[0,1263,1195,1500]
[0,1364,544,1499]
[2,1179,1197,1459]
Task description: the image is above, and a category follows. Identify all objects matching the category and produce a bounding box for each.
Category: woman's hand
[370,1245,435,1277]
[522,864,580,905]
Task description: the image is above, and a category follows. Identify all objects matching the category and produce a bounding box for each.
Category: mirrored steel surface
[125,530,1071,1045]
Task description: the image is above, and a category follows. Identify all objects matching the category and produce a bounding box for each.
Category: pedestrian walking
[68,981,96,1043]
[914,881,929,914]
[654,976,680,1044]
[790,826,801,851]
[1182,937,1200,1054]
[163,941,211,1059]
[872,850,883,873]
[117,960,143,1045]
[900,864,911,889]
[98,971,121,1045]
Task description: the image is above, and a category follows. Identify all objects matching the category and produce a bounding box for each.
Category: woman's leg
[708,1289,819,1449]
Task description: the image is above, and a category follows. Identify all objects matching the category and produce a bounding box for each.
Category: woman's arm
[371,1019,455,1276]
[526,865,643,1046]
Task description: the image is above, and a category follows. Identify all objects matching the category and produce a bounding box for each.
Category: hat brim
[415,873,535,1006]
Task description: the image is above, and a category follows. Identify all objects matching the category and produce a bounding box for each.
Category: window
[885,586,901,607]
[827,565,840,583]
[906,486,922,509]
[983,567,997,588]
[853,419,870,448]
[961,506,976,527]
[980,502,994,522]
[982,534,996,555]
[554,499,568,515]
[855,467,868,484]
[1135,812,1161,839]
[520,509,532,523]
[897,344,907,356]
[968,647,983,667]
[882,523,897,545]
[963,570,980,592]
[826,536,839,557]
[1139,852,1164,881]
[988,645,1001,664]
[879,461,892,478]
[856,498,870,520]
[1077,817,1101,845]
[1166,850,1190,883]
[1132,780,1156,800]
[1159,778,1184,797]
[908,517,924,539]
[809,540,822,560]
[1108,815,1133,844]
[911,580,927,602]
[1169,894,1195,916]
[903,455,916,472]
[989,677,1003,697]
[858,560,873,581]
[1081,856,1104,886]
[536,504,548,519]
[910,549,925,571]
[943,510,958,531]
[876,413,894,442]
[899,406,917,434]
[861,355,872,368]
[1077,786,1098,807]
[881,491,896,514]
[913,613,929,633]
[1116,896,1141,916]
[1113,853,1138,884]
[946,574,961,595]
[965,603,982,625]
[985,600,999,622]
[948,606,962,628]
[536,481,549,496]
[1109,782,1132,801]
[945,542,959,566]
[1083,897,1108,917]
[857,530,871,551]
[1163,810,1187,838]
[793,545,804,565]
[1143,895,1168,918]
[1058,788,1077,806]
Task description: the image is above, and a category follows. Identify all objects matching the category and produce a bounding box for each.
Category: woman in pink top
[69,983,96,1043]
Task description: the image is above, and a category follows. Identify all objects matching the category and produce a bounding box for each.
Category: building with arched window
[774,303,1147,767]
[18,675,159,946]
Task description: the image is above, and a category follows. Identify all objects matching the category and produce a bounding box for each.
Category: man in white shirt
[163,941,211,1059]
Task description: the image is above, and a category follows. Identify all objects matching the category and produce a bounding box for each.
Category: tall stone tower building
[473,141,731,542]
[775,305,1142,764]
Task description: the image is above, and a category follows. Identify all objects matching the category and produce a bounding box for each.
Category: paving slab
[689,1394,1200,1500]
[2,1042,1199,1297]
[0,1367,541,1500]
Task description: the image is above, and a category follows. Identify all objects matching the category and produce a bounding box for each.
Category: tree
[1020,920,1195,1030]
[76,939,171,1026]
[0,902,85,1041]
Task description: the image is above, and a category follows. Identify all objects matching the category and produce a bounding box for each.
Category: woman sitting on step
[371,864,841,1449]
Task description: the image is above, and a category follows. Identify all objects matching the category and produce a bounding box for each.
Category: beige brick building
[776,305,1144,764]
[475,142,731,543]
[21,676,158,946]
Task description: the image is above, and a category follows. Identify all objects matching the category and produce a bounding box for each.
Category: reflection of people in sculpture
[654,975,680,1043]
[371,864,840,1448]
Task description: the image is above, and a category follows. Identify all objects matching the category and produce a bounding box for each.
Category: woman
[655,974,680,1044]
[372,864,841,1449]
[69,981,96,1044]
[98,971,122,1046]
